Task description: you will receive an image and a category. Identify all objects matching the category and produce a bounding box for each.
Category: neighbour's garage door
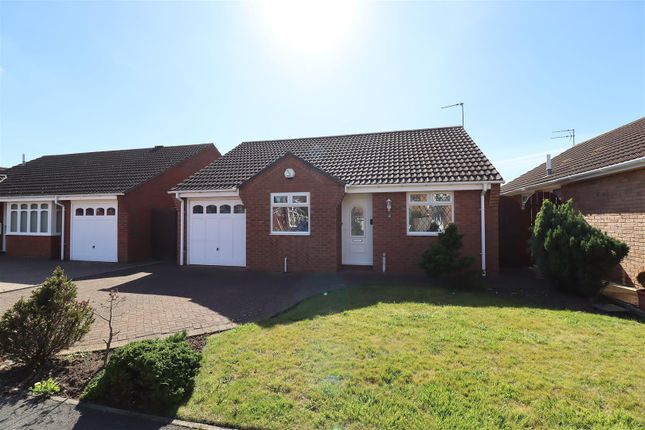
[71,201,118,262]
[188,200,246,267]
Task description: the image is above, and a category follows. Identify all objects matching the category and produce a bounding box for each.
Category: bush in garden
[529,199,629,295]
[0,267,94,369]
[82,331,201,413]
[420,223,475,276]
[30,377,61,397]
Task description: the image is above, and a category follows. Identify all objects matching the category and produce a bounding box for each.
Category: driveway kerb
[50,396,234,430]
[63,322,237,354]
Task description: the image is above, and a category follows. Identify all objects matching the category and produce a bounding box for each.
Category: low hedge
[82,331,200,414]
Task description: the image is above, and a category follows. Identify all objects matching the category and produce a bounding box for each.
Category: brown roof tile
[502,117,645,195]
[174,127,501,191]
[0,144,214,196]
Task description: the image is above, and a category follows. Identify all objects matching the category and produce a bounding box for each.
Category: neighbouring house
[0,144,220,262]
[171,127,503,274]
[501,117,645,287]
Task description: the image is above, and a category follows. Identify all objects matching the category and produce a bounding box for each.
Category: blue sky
[1,1,643,181]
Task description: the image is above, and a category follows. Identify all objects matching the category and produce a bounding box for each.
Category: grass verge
[178,285,644,430]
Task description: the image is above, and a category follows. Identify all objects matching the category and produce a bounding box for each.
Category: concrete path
[0,263,394,352]
[0,394,227,430]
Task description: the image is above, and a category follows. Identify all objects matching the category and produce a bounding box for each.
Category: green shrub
[82,331,201,414]
[529,199,629,295]
[0,267,94,368]
[420,223,476,276]
[30,377,61,397]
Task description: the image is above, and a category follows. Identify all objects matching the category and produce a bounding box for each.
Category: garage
[71,200,118,262]
[188,199,246,266]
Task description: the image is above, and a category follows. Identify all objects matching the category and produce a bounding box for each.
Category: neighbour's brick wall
[372,186,500,275]
[174,197,188,265]
[6,235,61,259]
[62,201,71,260]
[120,146,220,263]
[557,168,645,286]
[239,155,345,272]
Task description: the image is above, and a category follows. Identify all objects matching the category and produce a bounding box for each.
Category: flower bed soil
[0,333,210,398]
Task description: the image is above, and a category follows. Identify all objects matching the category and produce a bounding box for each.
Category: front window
[271,192,310,235]
[407,192,454,235]
[7,201,52,234]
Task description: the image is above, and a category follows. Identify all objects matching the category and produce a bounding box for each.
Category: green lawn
[178,285,645,430]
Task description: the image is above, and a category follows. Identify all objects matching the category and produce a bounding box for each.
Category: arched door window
[351,206,365,236]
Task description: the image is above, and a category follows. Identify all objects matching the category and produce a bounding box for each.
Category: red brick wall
[120,146,220,263]
[6,235,61,259]
[239,155,345,272]
[174,197,187,265]
[371,185,500,274]
[557,168,645,286]
[62,201,71,260]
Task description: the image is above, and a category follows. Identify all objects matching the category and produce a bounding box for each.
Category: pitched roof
[0,144,214,197]
[502,117,645,195]
[173,127,501,191]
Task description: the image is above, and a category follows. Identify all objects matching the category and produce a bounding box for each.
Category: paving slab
[0,255,158,293]
[0,263,384,351]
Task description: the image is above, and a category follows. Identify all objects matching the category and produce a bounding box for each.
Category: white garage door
[188,200,246,267]
[71,201,118,262]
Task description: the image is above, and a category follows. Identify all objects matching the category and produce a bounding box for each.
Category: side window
[20,204,28,232]
[10,204,18,232]
[40,204,49,232]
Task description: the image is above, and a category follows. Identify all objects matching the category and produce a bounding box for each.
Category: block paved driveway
[0,262,405,352]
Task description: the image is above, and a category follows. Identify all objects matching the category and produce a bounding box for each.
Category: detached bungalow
[171,127,503,274]
[501,117,645,286]
[0,144,219,262]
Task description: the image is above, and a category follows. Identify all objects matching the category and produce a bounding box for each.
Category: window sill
[6,232,61,237]
[270,232,310,236]
[407,232,441,237]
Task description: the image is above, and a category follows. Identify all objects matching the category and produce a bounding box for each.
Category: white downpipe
[284,257,288,273]
[175,192,184,266]
[480,184,489,277]
[54,198,65,262]
[382,252,386,273]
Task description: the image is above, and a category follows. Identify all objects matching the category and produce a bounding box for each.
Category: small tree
[420,223,475,276]
[0,267,95,369]
[529,199,629,295]
[95,289,126,367]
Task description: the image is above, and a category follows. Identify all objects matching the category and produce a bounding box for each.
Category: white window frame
[270,192,310,236]
[406,192,455,236]
[6,201,58,236]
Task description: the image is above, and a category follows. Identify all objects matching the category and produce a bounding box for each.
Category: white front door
[342,194,373,266]
[71,201,118,262]
[188,200,246,267]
